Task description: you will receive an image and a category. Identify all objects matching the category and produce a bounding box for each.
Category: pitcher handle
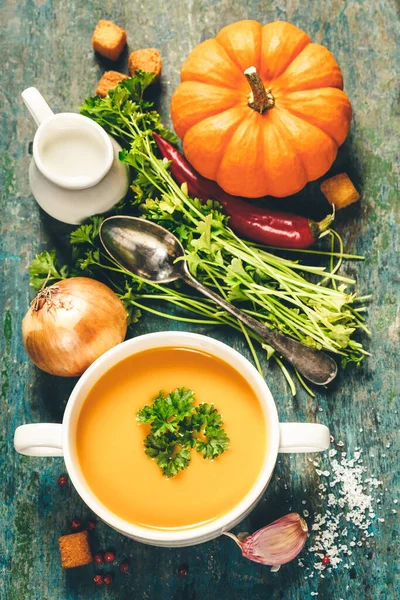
[14,423,63,457]
[279,423,330,453]
[21,87,54,126]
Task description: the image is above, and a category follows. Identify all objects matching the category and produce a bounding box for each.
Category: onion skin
[22,278,128,377]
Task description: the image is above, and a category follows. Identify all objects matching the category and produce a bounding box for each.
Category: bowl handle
[14,423,63,457]
[279,423,330,453]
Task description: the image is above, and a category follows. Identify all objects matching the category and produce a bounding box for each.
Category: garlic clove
[223,513,308,566]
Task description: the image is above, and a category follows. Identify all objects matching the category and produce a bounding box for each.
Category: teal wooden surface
[0,1,399,599]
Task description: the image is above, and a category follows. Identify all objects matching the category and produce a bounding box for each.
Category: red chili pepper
[153,133,333,249]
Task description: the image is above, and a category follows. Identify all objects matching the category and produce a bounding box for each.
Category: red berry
[94,553,104,565]
[104,551,115,563]
[120,560,130,573]
[322,556,330,566]
[178,564,188,576]
[86,520,96,531]
[103,574,113,585]
[57,475,68,487]
[93,574,104,585]
[71,519,81,530]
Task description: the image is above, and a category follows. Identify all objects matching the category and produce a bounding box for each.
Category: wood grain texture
[0,1,399,599]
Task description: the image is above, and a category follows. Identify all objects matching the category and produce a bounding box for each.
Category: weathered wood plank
[0,0,399,599]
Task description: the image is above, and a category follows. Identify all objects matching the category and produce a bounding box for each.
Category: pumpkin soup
[76,347,267,529]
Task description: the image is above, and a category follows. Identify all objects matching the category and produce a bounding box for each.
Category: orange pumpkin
[171,20,352,198]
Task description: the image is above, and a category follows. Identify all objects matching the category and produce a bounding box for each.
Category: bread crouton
[128,48,162,82]
[321,173,360,210]
[59,531,93,568]
[92,20,127,61]
[96,70,129,97]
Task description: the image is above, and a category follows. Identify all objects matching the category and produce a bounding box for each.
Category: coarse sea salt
[301,437,384,578]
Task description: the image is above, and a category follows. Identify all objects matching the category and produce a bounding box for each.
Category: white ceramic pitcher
[22,87,129,224]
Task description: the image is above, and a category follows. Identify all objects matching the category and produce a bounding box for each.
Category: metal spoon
[99,216,338,385]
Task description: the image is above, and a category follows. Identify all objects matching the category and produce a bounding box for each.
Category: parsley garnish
[137,387,230,478]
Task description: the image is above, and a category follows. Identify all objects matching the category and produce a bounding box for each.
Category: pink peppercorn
[94,553,104,565]
[120,560,130,573]
[104,551,115,563]
[178,564,188,576]
[86,520,96,531]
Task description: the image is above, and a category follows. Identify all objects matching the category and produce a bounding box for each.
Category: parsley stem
[125,299,222,324]
[273,356,297,396]
[241,322,263,375]
[294,369,316,397]
[248,243,365,260]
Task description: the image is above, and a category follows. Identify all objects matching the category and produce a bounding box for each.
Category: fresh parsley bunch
[28,72,369,397]
[137,388,230,478]
[80,74,369,373]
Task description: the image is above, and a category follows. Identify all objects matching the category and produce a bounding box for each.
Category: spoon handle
[183,274,337,386]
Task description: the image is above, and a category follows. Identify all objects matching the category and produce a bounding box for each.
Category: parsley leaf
[137,387,195,437]
[29,250,69,290]
[190,403,230,460]
[196,427,230,460]
[122,70,156,101]
[144,432,192,478]
[70,217,103,246]
[191,403,223,431]
[143,432,172,458]
[156,446,191,479]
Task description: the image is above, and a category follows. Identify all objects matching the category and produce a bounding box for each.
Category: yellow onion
[22,277,128,377]
[223,513,308,566]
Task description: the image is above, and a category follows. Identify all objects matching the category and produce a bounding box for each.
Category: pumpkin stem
[244,66,275,113]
